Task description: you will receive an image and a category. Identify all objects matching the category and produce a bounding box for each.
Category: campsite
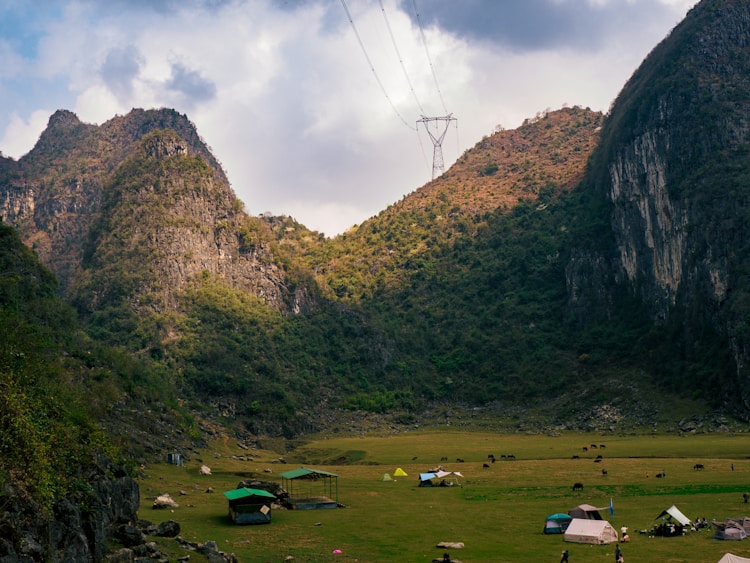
[139,431,750,561]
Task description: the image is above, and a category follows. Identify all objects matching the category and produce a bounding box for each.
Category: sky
[0,0,698,237]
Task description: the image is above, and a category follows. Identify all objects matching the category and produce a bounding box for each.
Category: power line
[411,0,448,114]
[340,0,417,131]
[378,0,425,116]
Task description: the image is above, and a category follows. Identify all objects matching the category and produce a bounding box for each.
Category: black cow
[572,482,584,491]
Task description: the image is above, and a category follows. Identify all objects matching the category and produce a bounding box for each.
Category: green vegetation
[139,431,750,562]
[0,224,120,510]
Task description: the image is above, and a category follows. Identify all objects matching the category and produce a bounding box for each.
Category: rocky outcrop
[0,458,139,563]
[0,108,311,316]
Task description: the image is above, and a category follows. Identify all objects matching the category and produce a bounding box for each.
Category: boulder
[153,493,179,509]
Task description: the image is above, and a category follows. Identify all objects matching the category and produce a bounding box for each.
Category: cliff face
[0,108,307,315]
[570,0,750,407]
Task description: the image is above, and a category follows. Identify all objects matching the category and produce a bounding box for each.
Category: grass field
[137,430,750,562]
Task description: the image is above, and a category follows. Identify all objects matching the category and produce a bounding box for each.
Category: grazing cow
[582,446,588,452]
[488,454,495,460]
[507,454,516,459]
[440,457,448,462]
[412,456,418,461]
[572,455,580,459]
[572,482,584,491]
[483,463,490,468]
[743,492,749,504]
[693,463,704,470]
[600,444,606,449]
[596,454,603,459]
[594,458,602,463]
[590,444,598,449]
[656,472,665,478]
[456,458,465,463]
[602,468,608,476]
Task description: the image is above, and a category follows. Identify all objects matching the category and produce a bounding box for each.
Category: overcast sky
[1,0,697,236]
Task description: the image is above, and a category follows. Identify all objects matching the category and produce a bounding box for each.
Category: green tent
[380,473,393,481]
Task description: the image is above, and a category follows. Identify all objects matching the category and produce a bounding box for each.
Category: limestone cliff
[569,0,750,409]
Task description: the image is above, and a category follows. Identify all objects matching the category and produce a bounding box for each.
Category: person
[560,549,569,562]
[615,543,622,561]
[442,552,451,563]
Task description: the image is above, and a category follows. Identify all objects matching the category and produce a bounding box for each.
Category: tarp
[718,554,750,563]
[568,503,607,520]
[393,468,408,476]
[655,505,691,526]
[418,470,463,487]
[380,473,393,481]
[544,513,572,535]
[564,518,619,545]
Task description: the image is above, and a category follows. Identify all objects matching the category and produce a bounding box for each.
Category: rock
[153,493,179,509]
[436,541,465,549]
[153,520,180,538]
[116,524,145,547]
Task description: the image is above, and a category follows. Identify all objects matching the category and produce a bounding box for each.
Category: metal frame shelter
[280,467,339,510]
[223,487,277,524]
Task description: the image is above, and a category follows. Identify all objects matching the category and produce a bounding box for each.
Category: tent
[568,503,607,520]
[418,470,463,487]
[655,505,691,526]
[224,488,277,524]
[564,518,619,545]
[393,468,408,477]
[380,473,393,482]
[714,521,749,541]
[718,554,750,563]
[544,513,573,534]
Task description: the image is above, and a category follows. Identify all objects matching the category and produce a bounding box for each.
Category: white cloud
[1,110,51,159]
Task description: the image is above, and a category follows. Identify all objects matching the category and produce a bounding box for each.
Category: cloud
[399,0,697,52]
[166,62,217,105]
[0,110,51,160]
[100,45,143,101]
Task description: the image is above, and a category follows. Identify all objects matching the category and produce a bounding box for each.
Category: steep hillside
[569,0,750,412]
[308,106,603,302]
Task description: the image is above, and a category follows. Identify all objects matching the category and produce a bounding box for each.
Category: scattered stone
[153,493,179,509]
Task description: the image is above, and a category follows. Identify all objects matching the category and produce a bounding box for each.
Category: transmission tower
[417,114,456,179]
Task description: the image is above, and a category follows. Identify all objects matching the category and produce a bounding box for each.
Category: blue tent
[544,513,573,534]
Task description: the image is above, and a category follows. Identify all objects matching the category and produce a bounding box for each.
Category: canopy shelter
[418,470,463,487]
[280,467,339,510]
[564,518,619,544]
[655,505,691,526]
[568,503,607,520]
[652,505,691,537]
[718,554,750,563]
[223,488,277,524]
[544,513,573,535]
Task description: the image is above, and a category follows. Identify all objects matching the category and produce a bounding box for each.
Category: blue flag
[609,497,614,517]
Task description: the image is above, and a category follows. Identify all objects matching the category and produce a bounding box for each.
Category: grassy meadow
[137,431,750,562]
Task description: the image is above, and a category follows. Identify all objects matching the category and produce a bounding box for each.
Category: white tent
[655,505,691,526]
[564,518,619,544]
[718,554,750,563]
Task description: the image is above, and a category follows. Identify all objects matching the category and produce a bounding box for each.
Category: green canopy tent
[280,467,339,509]
[223,487,277,524]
